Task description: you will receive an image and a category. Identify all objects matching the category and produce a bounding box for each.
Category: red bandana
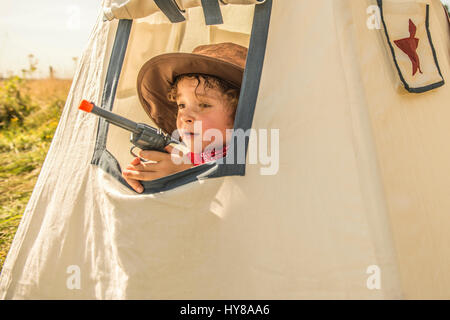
[188,145,229,166]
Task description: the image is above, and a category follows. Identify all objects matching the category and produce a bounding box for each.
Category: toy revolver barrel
[78,100,141,134]
[78,100,178,153]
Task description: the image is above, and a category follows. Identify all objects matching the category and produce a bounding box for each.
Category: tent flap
[103,0,265,21]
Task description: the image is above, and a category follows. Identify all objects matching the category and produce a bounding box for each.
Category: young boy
[122,43,247,193]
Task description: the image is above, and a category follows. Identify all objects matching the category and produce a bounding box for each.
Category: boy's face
[175,77,234,153]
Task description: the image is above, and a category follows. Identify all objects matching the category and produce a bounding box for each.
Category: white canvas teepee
[1,0,449,299]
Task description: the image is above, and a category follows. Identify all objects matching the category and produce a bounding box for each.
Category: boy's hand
[122,145,193,193]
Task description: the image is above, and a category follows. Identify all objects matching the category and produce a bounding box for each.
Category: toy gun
[78,100,182,159]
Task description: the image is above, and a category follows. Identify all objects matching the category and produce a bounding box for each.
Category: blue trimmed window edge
[91,0,273,194]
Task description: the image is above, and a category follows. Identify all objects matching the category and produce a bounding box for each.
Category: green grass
[0,78,71,272]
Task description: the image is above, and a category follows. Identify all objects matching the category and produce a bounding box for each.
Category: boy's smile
[175,77,234,153]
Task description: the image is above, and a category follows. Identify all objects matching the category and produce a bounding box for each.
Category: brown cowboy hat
[137,42,248,134]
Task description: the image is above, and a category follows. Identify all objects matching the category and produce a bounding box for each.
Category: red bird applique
[394,19,423,76]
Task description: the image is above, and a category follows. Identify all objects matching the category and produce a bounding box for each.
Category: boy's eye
[199,103,212,108]
[177,104,185,109]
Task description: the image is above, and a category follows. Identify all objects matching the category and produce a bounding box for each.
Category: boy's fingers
[165,145,191,165]
[167,143,190,156]
[164,145,174,153]
[124,158,141,171]
[139,150,169,162]
[123,168,164,181]
[131,157,141,165]
[122,174,144,193]
[126,161,160,172]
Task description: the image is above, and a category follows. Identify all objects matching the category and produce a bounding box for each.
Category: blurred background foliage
[0,72,71,271]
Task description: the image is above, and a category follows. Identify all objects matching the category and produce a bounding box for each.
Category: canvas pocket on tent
[378,0,445,93]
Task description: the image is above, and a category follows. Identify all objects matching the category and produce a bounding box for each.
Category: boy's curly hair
[167,74,240,120]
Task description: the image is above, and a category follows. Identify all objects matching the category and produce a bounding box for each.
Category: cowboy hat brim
[137,52,244,135]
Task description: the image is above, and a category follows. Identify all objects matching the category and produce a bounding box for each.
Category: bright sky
[0,0,449,79]
[443,0,450,9]
[0,0,99,79]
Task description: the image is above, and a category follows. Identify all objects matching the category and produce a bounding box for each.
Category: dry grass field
[0,78,72,272]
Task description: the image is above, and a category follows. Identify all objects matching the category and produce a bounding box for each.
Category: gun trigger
[130,146,147,162]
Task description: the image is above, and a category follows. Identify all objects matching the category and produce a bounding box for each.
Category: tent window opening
[90,0,272,194]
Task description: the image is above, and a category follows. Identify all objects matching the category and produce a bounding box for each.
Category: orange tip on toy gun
[78,100,184,158]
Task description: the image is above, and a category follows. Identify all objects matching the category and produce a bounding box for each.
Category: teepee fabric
[1,0,449,299]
